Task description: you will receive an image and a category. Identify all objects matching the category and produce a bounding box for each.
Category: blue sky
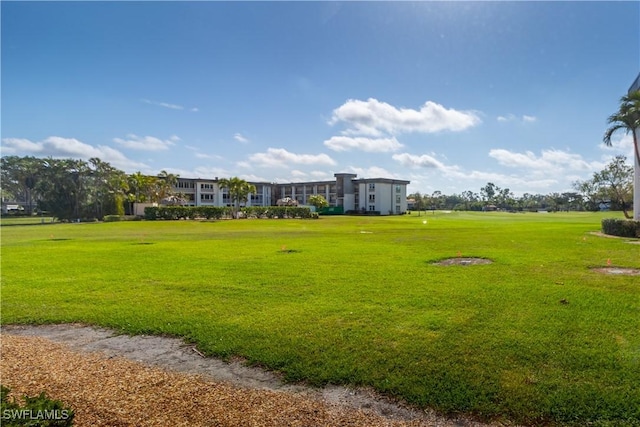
[2,1,639,196]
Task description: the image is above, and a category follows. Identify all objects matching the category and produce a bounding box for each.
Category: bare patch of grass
[431,257,493,266]
[591,267,640,276]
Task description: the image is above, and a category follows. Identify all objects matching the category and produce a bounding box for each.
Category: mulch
[1,334,487,427]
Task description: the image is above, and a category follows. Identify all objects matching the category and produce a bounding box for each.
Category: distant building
[171,173,410,215]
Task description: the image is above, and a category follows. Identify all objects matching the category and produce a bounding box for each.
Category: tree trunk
[634,130,640,221]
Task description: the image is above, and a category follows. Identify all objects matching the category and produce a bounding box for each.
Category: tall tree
[0,156,43,215]
[127,171,151,213]
[218,177,256,218]
[480,182,497,204]
[408,192,425,215]
[88,158,128,218]
[594,155,634,218]
[36,158,91,221]
[574,156,633,217]
[154,170,179,203]
[603,90,640,220]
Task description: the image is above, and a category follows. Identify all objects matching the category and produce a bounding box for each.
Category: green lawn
[1,212,639,426]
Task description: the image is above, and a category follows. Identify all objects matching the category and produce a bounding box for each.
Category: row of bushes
[143,206,316,220]
[103,215,141,222]
[602,218,640,238]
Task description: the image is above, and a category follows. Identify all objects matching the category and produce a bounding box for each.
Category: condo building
[173,173,409,215]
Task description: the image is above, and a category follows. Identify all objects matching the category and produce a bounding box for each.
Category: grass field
[1,212,639,426]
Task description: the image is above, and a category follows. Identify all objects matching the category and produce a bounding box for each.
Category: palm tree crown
[604,89,640,220]
[218,177,256,217]
[604,90,640,167]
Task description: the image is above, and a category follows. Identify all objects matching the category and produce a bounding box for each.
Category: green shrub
[143,206,158,220]
[103,215,139,222]
[144,206,312,220]
[601,218,640,238]
[1,385,74,426]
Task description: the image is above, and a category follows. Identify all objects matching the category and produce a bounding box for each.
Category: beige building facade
[172,173,409,215]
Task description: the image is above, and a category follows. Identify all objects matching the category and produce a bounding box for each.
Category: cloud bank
[248,148,336,167]
[113,134,179,151]
[1,136,148,170]
[329,98,481,137]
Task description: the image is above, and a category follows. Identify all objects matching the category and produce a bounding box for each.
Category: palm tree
[155,170,179,202]
[604,90,640,220]
[218,177,256,218]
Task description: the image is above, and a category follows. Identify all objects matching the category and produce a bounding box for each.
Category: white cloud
[600,133,634,156]
[329,98,481,136]
[248,148,337,167]
[238,173,270,182]
[346,165,397,178]
[142,99,198,112]
[496,114,537,123]
[324,135,403,152]
[392,152,447,169]
[142,99,184,110]
[394,150,568,194]
[162,166,237,180]
[310,170,332,179]
[0,138,42,153]
[195,153,223,160]
[234,133,250,144]
[160,102,182,110]
[290,169,308,178]
[489,148,602,172]
[113,134,177,151]
[0,136,148,171]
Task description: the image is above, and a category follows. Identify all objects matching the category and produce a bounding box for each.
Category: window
[369,205,376,211]
[396,185,401,193]
[396,205,401,213]
[369,194,375,202]
[201,193,215,201]
[396,195,401,204]
[368,183,375,191]
[201,183,214,190]
[177,181,195,189]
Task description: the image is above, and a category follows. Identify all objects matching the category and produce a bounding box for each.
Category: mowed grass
[1,212,639,426]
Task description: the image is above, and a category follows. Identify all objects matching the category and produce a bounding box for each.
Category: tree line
[0,154,634,221]
[409,155,633,214]
[0,156,274,222]
[0,156,179,221]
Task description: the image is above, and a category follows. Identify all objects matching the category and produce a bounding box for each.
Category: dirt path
[1,324,505,427]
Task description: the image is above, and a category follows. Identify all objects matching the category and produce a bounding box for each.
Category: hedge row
[103,215,141,222]
[144,206,316,220]
[601,218,640,238]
